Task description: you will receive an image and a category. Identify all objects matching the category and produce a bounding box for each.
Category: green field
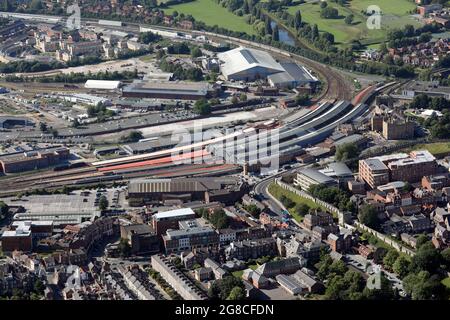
[267,183,326,222]
[403,142,450,156]
[163,0,257,35]
[287,0,421,45]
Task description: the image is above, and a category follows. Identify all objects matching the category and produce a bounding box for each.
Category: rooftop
[298,168,336,184]
[84,80,122,90]
[217,47,284,78]
[153,208,195,221]
[122,80,212,96]
[267,62,318,85]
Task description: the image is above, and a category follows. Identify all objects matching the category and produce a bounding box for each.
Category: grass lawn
[163,0,257,35]
[402,142,450,156]
[267,182,327,222]
[442,277,450,289]
[287,0,422,46]
[138,54,155,62]
[349,0,416,16]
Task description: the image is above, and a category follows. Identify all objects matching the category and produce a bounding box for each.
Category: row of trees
[159,56,203,81]
[410,94,450,111]
[308,184,355,212]
[316,253,395,300]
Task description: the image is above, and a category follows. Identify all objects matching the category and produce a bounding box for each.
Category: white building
[217,47,285,81]
[84,80,122,90]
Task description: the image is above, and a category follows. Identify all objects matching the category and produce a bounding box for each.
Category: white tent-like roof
[84,80,122,90]
[217,47,284,79]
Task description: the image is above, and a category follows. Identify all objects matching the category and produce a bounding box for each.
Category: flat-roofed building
[294,168,337,191]
[121,137,177,155]
[319,162,353,182]
[120,224,160,254]
[122,80,216,100]
[0,147,70,174]
[359,158,390,189]
[268,62,318,88]
[359,150,439,188]
[11,221,53,239]
[151,208,196,236]
[128,177,247,206]
[388,150,438,183]
[162,224,219,254]
[1,226,32,252]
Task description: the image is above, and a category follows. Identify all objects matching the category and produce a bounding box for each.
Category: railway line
[0,13,362,193]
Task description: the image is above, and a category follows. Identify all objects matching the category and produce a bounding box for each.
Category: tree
[320,1,328,8]
[403,271,444,300]
[383,250,399,271]
[325,275,346,299]
[272,24,279,42]
[320,7,339,19]
[98,195,109,211]
[239,93,247,102]
[441,247,450,268]
[295,94,310,105]
[209,276,244,300]
[193,99,211,115]
[393,256,411,278]
[363,273,394,300]
[191,47,202,58]
[244,204,261,218]
[72,118,80,128]
[208,208,229,229]
[33,279,45,294]
[0,201,9,217]
[294,10,302,30]
[295,203,310,216]
[264,16,272,35]
[138,31,162,44]
[118,238,131,258]
[411,242,442,273]
[344,14,354,25]
[30,0,43,11]
[231,96,239,105]
[39,122,48,132]
[280,195,295,209]
[335,143,359,161]
[311,24,319,40]
[415,234,429,249]
[120,130,144,143]
[226,286,245,300]
[358,204,380,230]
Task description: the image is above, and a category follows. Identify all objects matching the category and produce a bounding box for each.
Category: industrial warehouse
[217,47,318,89]
[122,81,217,100]
[127,177,248,206]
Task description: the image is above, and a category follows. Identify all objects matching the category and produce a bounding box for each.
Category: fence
[354,221,416,257]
